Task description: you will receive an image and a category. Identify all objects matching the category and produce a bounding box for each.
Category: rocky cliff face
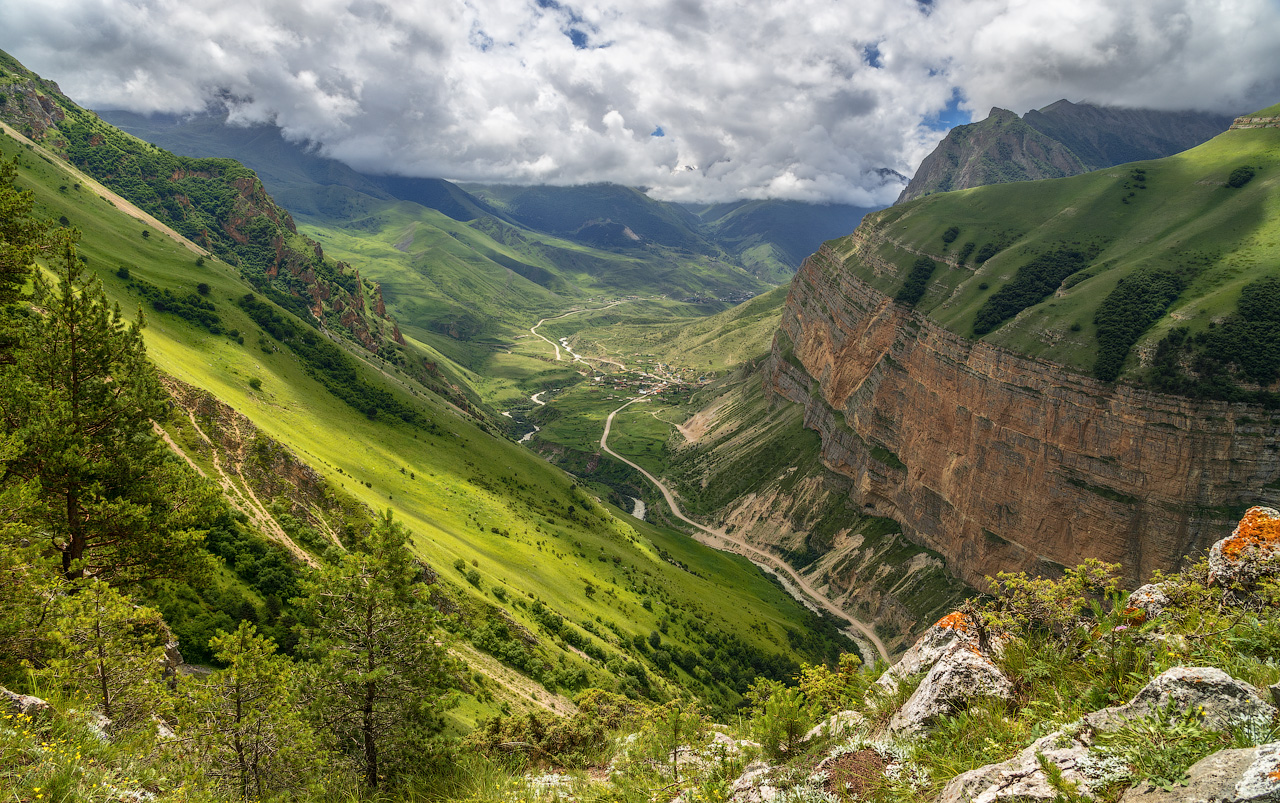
[766,241,1280,588]
[897,108,1084,204]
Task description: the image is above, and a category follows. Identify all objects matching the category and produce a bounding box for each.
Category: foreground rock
[1,686,52,717]
[1209,506,1280,587]
[873,610,1012,735]
[1120,742,1280,803]
[938,666,1278,802]
[1082,666,1276,732]
[888,645,1012,735]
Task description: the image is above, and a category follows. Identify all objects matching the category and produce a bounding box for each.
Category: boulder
[941,668,1277,803]
[1126,583,1172,621]
[728,761,781,803]
[1120,741,1280,802]
[1,686,52,717]
[888,642,1012,735]
[876,610,991,695]
[803,710,864,742]
[937,732,1093,803]
[1083,666,1276,732]
[1209,506,1280,587]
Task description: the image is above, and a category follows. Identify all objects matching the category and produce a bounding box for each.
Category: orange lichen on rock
[1221,506,1280,561]
[935,611,973,633]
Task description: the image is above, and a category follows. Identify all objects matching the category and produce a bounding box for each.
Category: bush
[957,241,976,262]
[973,248,1092,335]
[1092,269,1184,381]
[895,256,937,308]
[975,242,1002,264]
[1227,166,1256,188]
[942,226,960,244]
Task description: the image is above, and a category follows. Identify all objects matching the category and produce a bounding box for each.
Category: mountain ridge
[898,99,1235,203]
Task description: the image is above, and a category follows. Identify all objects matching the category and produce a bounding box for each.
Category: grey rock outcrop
[939,667,1277,803]
[1127,583,1172,620]
[876,611,991,695]
[888,644,1012,735]
[728,761,781,803]
[1,687,52,717]
[1082,666,1276,732]
[937,732,1093,803]
[1209,506,1280,587]
[1120,742,1280,802]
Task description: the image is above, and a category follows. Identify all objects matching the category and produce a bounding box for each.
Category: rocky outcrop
[1230,116,1280,130]
[939,666,1279,803]
[767,243,1280,587]
[1209,506,1280,587]
[1120,743,1280,802]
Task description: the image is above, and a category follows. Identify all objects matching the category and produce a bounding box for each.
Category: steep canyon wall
[766,243,1280,587]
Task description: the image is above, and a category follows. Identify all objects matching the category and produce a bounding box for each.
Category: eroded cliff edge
[766,241,1280,588]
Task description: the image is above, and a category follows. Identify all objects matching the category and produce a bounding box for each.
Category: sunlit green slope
[2,128,854,721]
[844,118,1280,395]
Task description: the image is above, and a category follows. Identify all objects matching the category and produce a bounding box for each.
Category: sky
[3,0,1279,205]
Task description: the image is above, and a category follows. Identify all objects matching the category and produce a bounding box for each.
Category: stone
[728,761,780,803]
[936,732,1092,803]
[803,709,864,742]
[1082,666,1276,733]
[1120,741,1280,802]
[1127,583,1172,621]
[0,686,52,717]
[876,610,988,695]
[1209,506,1280,587]
[1269,682,1280,710]
[888,641,1013,735]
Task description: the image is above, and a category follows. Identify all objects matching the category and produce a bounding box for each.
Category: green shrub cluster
[129,277,226,335]
[973,247,1092,335]
[1146,275,1280,405]
[894,256,938,308]
[1091,269,1184,381]
[1228,165,1256,188]
[941,226,960,244]
[237,293,436,428]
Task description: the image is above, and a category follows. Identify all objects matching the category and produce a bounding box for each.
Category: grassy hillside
[843,123,1280,397]
[1,125,857,724]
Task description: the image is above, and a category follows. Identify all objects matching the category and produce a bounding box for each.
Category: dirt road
[600,396,890,664]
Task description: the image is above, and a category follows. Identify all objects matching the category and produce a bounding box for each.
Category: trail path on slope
[600,396,889,664]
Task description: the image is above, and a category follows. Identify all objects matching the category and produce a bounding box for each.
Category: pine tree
[295,511,455,788]
[45,578,171,728]
[183,622,323,800]
[0,229,215,583]
[0,157,47,308]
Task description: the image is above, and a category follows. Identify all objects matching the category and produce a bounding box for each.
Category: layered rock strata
[766,244,1280,587]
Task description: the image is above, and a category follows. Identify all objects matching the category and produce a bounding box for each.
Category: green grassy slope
[844,123,1280,389]
[2,128,854,721]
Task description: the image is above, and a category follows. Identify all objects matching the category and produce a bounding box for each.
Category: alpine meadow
[3,4,1280,803]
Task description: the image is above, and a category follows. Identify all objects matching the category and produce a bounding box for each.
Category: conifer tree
[295,511,455,788]
[184,622,322,800]
[0,157,47,313]
[45,578,171,727]
[0,229,214,583]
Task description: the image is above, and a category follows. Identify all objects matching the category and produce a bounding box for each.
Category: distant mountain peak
[897,101,1235,204]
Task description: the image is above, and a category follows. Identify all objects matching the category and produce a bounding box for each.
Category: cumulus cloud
[3,0,1278,204]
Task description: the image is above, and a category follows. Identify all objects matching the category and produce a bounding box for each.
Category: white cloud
[2,0,1277,203]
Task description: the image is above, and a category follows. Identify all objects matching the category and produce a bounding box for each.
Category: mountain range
[897,99,1235,203]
